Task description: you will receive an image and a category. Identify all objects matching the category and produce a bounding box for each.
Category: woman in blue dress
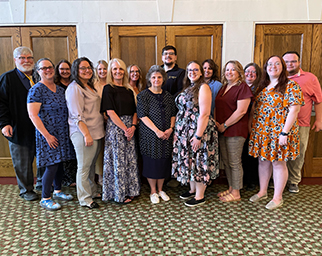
[27,58,74,211]
[101,58,140,204]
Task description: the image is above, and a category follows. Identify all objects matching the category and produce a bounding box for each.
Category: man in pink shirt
[283,51,322,193]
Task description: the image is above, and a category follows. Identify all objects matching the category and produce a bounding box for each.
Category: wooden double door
[109,25,223,84]
[0,26,77,176]
[254,24,322,178]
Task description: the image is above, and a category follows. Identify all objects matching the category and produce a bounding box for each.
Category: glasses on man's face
[284,60,298,64]
[245,70,256,74]
[18,56,34,61]
[38,66,54,71]
[79,67,92,71]
[59,68,70,71]
[163,52,175,56]
[267,62,281,67]
[187,68,199,73]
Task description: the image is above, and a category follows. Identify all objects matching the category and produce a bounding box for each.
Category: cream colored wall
[0,0,321,68]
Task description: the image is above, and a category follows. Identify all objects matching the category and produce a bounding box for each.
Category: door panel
[110,26,166,83]
[166,25,222,72]
[21,26,78,64]
[304,24,322,177]
[254,24,312,70]
[0,26,78,177]
[254,23,322,178]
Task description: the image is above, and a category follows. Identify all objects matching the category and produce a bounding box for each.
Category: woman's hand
[190,136,201,152]
[45,134,59,149]
[125,126,136,141]
[279,135,288,146]
[217,123,226,133]
[155,129,165,139]
[163,128,173,140]
[84,134,94,147]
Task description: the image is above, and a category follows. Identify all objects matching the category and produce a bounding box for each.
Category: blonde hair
[127,64,144,92]
[221,60,245,86]
[107,58,137,103]
[94,60,108,84]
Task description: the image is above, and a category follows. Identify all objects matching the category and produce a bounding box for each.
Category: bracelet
[194,134,202,140]
[280,131,289,136]
[132,124,137,128]
[170,126,175,129]
[223,123,228,129]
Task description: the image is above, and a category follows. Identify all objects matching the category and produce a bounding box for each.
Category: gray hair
[13,46,33,58]
[146,65,167,88]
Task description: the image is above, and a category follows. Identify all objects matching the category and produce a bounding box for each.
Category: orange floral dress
[249,80,304,162]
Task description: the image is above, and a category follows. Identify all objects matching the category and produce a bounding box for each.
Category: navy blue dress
[27,83,74,168]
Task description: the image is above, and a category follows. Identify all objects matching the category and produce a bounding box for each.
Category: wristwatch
[223,123,228,129]
[280,131,289,136]
[194,134,202,140]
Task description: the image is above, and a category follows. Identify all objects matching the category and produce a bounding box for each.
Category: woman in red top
[215,60,252,202]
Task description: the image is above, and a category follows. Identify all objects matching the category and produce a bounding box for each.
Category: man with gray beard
[0,46,39,201]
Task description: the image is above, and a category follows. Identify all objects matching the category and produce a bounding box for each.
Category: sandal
[220,193,241,202]
[120,197,132,205]
[217,189,230,197]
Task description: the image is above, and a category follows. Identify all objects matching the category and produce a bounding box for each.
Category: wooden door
[109,25,223,83]
[0,26,78,177]
[254,24,322,178]
[166,25,222,72]
[110,26,166,85]
[304,24,322,177]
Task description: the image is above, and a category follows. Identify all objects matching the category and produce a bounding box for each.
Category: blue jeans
[8,141,35,195]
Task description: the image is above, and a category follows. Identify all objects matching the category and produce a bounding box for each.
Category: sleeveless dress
[172,86,219,185]
[249,80,304,162]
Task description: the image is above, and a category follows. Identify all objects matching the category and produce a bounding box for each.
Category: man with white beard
[0,46,39,201]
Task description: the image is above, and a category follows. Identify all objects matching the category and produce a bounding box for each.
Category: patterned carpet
[0,183,321,255]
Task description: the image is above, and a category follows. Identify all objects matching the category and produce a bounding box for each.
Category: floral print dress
[172,87,219,185]
[249,80,304,162]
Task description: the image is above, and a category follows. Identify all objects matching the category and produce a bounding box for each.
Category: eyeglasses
[17,56,34,61]
[59,68,70,71]
[245,70,256,74]
[162,52,175,56]
[130,70,140,74]
[284,60,298,64]
[187,68,199,72]
[38,66,54,71]
[79,67,93,71]
[267,62,281,67]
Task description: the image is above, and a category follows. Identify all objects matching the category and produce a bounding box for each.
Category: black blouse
[101,84,136,116]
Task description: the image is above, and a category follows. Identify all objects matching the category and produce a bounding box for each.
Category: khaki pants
[287,126,310,185]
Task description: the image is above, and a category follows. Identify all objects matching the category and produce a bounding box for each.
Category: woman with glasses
[249,56,303,210]
[52,59,77,188]
[66,57,105,209]
[101,58,140,204]
[172,61,219,207]
[215,60,253,202]
[128,64,144,95]
[27,58,74,211]
[241,63,262,191]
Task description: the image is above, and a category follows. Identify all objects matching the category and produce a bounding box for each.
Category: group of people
[0,45,321,211]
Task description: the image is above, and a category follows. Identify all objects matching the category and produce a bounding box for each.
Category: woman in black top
[101,58,140,204]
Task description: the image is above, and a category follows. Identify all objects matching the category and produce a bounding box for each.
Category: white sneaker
[150,193,160,204]
[158,191,170,201]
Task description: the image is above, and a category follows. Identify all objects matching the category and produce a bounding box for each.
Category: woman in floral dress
[101,58,140,204]
[249,55,303,210]
[172,61,219,207]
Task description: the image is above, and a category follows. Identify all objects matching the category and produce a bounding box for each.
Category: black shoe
[246,184,256,191]
[84,201,99,209]
[180,191,196,199]
[20,191,39,201]
[185,197,205,207]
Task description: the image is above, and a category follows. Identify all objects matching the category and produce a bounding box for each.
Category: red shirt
[215,81,253,138]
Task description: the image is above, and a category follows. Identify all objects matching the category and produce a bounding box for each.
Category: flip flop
[219,193,241,202]
[217,189,230,197]
[120,196,132,205]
